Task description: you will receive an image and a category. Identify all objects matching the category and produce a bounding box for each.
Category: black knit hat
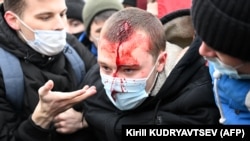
[191,0,250,61]
[123,0,136,7]
[66,0,85,22]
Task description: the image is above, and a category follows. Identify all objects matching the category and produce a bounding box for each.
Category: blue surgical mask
[100,65,157,111]
[16,14,66,56]
[206,57,250,79]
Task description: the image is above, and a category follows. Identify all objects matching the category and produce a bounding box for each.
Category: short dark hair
[4,0,26,16]
[103,7,166,60]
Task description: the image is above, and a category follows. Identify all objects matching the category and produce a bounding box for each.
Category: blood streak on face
[109,21,133,99]
[115,22,150,75]
[106,21,151,100]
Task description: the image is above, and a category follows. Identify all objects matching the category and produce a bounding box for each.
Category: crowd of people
[0,0,249,141]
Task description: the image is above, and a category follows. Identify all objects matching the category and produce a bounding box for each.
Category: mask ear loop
[11,12,35,42]
[18,30,30,42]
[13,13,35,32]
[147,53,164,95]
[147,72,159,95]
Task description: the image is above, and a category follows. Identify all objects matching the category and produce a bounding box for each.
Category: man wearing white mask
[0,0,97,141]
[81,7,220,141]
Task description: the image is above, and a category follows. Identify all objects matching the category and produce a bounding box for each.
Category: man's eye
[101,66,111,73]
[72,21,81,27]
[123,68,134,73]
[40,16,50,21]
[60,13,67,18]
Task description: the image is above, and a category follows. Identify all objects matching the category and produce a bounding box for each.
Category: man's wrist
[31,102,53,129]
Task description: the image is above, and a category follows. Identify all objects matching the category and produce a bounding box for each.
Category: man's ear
[156,51,167,72]
[4,11,20,30]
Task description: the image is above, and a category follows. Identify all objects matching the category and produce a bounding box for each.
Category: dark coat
[0,5,97,141]
[82,37,220,141]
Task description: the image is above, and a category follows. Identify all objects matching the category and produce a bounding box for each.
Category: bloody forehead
[117,21,132,43]
[101,21,151,66]
[116,33,149,67]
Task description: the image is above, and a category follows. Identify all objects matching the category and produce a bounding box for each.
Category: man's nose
[199,42,217,57]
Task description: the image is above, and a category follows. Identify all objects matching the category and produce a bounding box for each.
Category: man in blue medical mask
[81,7,220,141]
[0,0,97,141]
[192,0,250,125]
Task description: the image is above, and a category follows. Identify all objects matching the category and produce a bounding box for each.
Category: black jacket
[0,4,97,141]
[82,37,220,141]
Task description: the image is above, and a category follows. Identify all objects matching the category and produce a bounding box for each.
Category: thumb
[38,80,54,95]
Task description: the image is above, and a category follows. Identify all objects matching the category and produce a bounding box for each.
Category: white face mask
[16,15,66,56]
[100,64,157,111]
[206,57,250,79]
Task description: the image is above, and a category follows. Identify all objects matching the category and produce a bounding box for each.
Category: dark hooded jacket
[81,9,220,141]
[0,4,97,141]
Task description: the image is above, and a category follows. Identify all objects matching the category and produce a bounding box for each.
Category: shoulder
[66,33,97,71]
[82,64,101,86]
[66,33,89,53]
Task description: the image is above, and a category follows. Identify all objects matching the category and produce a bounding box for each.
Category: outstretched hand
[31,80,96,129]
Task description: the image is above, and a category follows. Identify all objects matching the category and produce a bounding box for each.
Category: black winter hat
[191,0,250,61]
[66,0,85,22]
[123,0,136,7]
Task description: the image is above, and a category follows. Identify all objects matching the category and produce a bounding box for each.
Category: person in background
[191,0,250,125]
[146,0,158,17]
[122,0,147,10]
[0,0,97,140]
[146,0,191,18]
[82,7,220,141]
[81,0,123,57]
[157,0,191,18]
[65,0,85,39]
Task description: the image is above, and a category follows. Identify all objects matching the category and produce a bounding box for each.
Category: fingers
[56,127,71,134]
[53,108,83,134]
[54,113,63,123]
[38,80,54,96]
[77,86,96,101]
[82,85,90,90]
[33,82,96,129]
[54,121,63,128]
[81,85,97,98]
[49,86,96,114]
[54,122,71,134]
[63,85,97,102]
[54,108,72,122]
